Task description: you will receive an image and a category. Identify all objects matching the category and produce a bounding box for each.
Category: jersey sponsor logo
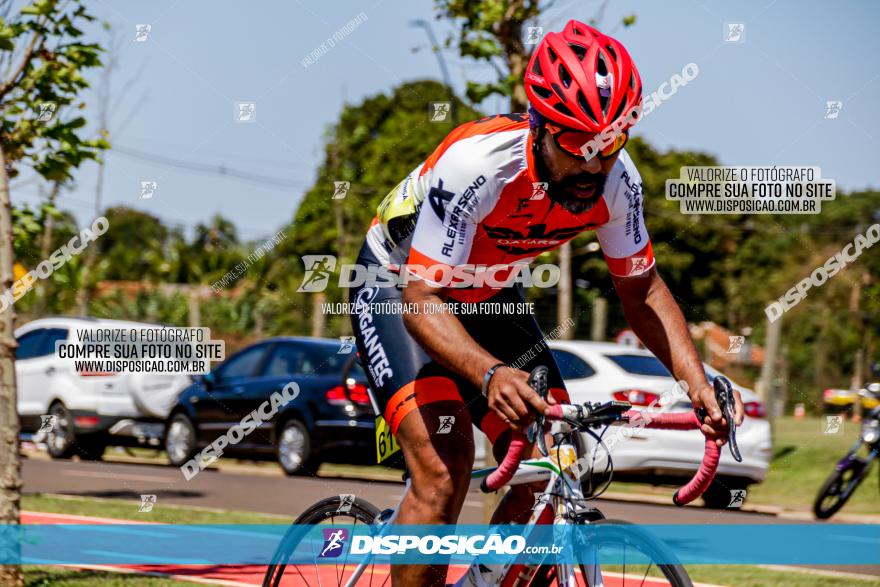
[353,287,394,387]
[428,180,455,222]
[620,170,644,245]
[484,223,599,255]
[440,175,486,257]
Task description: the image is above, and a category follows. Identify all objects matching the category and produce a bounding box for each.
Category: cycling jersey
[364,113,655,302]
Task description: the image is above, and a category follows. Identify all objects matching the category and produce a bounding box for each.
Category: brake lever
[713,376,742,462]
[528,366,549,457]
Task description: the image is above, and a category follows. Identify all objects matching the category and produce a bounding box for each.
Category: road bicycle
[263,367,740,586]
[814,400,880,519]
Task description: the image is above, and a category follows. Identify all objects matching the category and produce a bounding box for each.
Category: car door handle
[45,366,55,375]
[232,386,245,394]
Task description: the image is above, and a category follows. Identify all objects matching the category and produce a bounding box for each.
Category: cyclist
[349,20,744,586]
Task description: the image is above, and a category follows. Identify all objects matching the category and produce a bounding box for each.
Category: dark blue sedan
[164,337,375,475]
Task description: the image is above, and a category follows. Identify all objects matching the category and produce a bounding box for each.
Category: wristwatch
[481,363,506,397]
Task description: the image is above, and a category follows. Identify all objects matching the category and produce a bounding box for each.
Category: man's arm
[612,268,744,442]
[402,279,549,429]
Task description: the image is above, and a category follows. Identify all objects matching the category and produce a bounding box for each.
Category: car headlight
[861,420,880,444]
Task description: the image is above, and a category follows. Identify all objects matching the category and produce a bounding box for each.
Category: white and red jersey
[365,113,654,302]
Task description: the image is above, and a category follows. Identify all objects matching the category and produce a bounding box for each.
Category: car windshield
[604,354,671,377]
[305,345,366,378]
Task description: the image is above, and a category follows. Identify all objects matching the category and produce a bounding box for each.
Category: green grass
[609,416,880,515]
[22,493,289,524]
[688,565,880,586]
[24,566,196,586]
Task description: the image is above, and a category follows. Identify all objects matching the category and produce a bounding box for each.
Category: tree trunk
[757,314,782,426]
[75,156,106,316]
[0,143,24,586]
[590,297,607,342]
[34,181,61,315]
[556,242,572,338]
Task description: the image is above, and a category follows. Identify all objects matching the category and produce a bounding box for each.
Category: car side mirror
[203,371,218,390]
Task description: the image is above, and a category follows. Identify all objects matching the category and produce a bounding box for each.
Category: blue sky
[11,0,880,242]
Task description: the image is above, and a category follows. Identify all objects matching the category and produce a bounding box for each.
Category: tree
[0,2,106,583]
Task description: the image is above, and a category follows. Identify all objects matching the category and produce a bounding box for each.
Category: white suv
[16,316,192,459]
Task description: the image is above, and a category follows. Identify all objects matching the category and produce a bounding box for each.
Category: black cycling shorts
[348,243,568,445]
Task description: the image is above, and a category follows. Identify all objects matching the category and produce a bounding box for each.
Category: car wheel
[75,435,107,461]
[276,419,319,476]
[702,477,749,509]
[46,402,76,459]
[165,413,198,467]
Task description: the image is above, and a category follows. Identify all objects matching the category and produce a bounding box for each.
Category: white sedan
[548,340,772,508]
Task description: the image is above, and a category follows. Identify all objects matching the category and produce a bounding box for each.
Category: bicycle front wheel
[263,495,382,587]
[532,519,692,587]
[813,456,870,519]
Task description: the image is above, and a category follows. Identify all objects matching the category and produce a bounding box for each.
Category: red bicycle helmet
[525,20,642,133]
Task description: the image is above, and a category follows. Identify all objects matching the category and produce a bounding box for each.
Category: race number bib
[375,415,400,463]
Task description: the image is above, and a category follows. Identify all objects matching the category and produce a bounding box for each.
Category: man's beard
[534,148,608,214]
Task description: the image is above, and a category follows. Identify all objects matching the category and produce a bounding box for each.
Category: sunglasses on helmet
[545,122,628,160]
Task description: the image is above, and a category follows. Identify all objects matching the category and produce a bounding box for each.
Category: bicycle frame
[342,420,597,587]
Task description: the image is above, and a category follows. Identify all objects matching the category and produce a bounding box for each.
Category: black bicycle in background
[814,384,880,519]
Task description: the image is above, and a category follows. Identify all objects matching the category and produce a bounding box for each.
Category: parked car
[822,385,880,414]
[16,316,192,459]
[548,340,773,508]
[164,336,375,475]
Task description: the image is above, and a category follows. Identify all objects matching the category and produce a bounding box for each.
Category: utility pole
[757,315,782,426]
[409,19,459,125]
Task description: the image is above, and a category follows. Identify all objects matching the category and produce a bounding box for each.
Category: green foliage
[0,0,109,182]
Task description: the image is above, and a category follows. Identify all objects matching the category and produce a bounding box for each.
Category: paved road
[17,457,811,524]
[21,457,880,579]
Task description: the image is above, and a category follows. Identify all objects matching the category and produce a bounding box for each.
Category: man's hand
[486,367,555,431]
[690,384,745,446]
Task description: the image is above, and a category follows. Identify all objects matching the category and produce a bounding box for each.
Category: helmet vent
[606,44,617,60]
[548,47,558,62]
[553,102,574,117]
[532,58,543,76]
[577,91,598,124]
[569,43,587,62]
[559,64,573,88]
[596,53,609,76]
[533,85,552,99]
[550,82,568,102]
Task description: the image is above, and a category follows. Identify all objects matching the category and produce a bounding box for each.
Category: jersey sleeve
[406,142,498,285]
[596,156,655,277]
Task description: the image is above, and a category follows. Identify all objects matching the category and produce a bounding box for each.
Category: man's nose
[579,154,603,174]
